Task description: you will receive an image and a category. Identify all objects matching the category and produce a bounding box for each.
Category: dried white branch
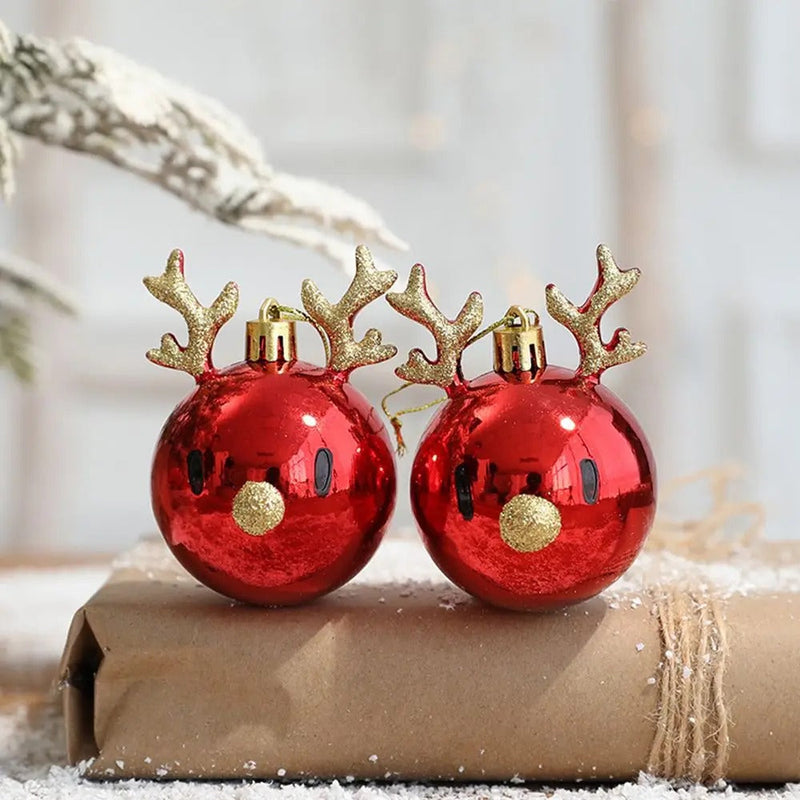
[0,18,407,270]
[0,116,15,201]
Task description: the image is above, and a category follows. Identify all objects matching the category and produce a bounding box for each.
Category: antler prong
[143,249,239,378]
[301,244,398,374]
[545,244,646,378]
[386,264,484,388]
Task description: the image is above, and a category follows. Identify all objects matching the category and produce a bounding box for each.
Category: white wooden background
[1,0,799,552]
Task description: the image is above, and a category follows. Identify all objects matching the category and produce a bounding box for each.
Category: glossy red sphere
[411,366,656,611]
[151,360,396,605]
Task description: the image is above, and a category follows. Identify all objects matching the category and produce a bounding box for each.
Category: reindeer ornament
[387,245,656,611]
[144,246,397,605]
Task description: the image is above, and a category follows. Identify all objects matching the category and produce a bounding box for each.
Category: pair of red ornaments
[145,244,655,611]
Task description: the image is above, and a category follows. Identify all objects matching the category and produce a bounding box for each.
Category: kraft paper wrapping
[59,538,800,783]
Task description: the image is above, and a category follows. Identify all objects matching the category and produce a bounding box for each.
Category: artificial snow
[2,537,800,797]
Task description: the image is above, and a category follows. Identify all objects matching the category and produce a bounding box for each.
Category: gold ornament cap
[246,299,297,363]
[493,306,546,376]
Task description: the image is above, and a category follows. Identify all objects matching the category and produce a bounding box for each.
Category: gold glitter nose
[232,480,285,536]
[499,494,562,553]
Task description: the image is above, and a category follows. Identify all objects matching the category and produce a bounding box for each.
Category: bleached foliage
[0,19,406,268]
[0,17,405,378]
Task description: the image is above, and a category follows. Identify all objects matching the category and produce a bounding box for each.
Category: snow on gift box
[59,524,800,784]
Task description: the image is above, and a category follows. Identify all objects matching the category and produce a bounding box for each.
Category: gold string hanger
[381,306,539,455]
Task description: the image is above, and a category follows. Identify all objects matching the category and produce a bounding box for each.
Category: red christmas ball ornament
[144,246,397,605]
[386,244,656,611]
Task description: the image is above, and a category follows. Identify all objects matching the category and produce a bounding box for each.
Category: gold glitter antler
[301,244,398,374]
[386,264,483,388]
[545,244,646,379]
[143,249,239,378]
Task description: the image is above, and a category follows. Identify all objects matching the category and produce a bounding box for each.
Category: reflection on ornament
[144,246,397,606]
[387,244,656,612]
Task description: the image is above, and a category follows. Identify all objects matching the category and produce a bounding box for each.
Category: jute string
[646,588,730,783]
[647,464,765,560]
[644,465,763,783]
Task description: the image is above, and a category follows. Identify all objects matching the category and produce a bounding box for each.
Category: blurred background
[1,0,798,553]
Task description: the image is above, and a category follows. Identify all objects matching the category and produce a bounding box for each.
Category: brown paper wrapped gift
[60,537,800,784]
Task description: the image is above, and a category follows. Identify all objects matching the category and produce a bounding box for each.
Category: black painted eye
[526,472,542,493]
[314,448,333,497]
[455,462,474,520]
[580,458,599,505]
[266,466,281,487]
[187,449,204,495]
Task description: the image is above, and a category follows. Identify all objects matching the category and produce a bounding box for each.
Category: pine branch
[0,18,407,270]
[0,310,32,381]
[0,251,76,381]
[0,250,77,314]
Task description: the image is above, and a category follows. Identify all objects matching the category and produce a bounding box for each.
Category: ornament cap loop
[246,298,297,363]
[259,298,282,322]
[493,306,546,376]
